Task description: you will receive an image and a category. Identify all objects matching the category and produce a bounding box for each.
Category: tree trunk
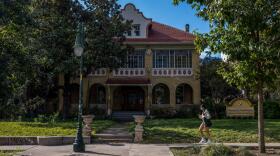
[258,85,265,153]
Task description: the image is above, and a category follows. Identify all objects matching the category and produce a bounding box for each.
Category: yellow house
[57,3,200,119]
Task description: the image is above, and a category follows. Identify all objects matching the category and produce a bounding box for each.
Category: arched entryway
[113,86,145,111]
[176,83,193,104]
[88,84,106,113]
[152,83,170,104]
[89,84,106,105]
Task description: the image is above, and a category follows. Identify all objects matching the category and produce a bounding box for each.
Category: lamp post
[73,22,85,152]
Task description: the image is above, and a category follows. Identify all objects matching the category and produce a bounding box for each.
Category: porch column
[83,78,89,112]
[145,48,153,79]
[106,85,112,116]
[146,85,152,116]
[170,85,176,109]
[58,74,64,113]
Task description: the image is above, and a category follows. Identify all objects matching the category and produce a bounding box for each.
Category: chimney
[185,24,190,32]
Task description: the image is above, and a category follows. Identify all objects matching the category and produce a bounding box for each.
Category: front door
[113,86,145,111]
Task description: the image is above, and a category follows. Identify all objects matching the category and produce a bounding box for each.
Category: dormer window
[133,24,140,36]
[127,30,131,36]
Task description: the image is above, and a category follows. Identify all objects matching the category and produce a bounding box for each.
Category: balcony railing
[88,68,107,76]
[113,68,146,76]
[152,68,193,77]
[88,68,192,77]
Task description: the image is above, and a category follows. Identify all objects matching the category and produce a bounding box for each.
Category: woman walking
[198,104,212,144]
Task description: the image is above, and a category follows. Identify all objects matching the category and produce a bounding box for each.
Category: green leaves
[176,0,280,91]
[0,0,131,118]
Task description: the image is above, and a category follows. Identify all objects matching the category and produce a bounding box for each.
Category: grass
[171,146,201,156]
[0,150,23,156]
[170,146,257,156]
[0,120,115,136]
[140,118,280,143]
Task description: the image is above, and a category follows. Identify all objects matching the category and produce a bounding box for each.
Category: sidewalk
[1,143,279,156]
[0,144,172,156]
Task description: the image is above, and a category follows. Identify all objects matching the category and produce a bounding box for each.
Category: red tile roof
[125,21,195,43]
[106,78,151,85]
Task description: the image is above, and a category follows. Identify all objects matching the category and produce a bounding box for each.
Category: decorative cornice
[121,3,152,22]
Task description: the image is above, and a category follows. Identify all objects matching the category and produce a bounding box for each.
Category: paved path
[94,122,133,143]
[1,144,171,156]
[99,123,131,136]
[1,143,280,156]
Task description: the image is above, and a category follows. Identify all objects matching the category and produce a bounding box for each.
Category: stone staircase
[93,123,133,143]
[111,111,145,121]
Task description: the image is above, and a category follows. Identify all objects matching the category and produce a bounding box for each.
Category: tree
[174,0,280,153]
[200,56,240,118]
[201,56,240,103]
[31,0,131,117]
[0,0,38,118]
[0,0,131,118]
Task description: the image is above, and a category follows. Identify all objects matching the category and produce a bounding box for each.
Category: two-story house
[57,3,200,118]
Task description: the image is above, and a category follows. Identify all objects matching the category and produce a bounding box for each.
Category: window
[176,84,193,104]
[152,84,170,104]
[133,24,140,36]
[152,50,192,68]
[89,84,106,104]
[127,30,131,36]
[126,49,145,68]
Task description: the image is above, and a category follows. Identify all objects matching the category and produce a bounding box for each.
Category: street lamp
[73,22,85,152]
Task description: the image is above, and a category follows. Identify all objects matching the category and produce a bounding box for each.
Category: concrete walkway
[100,123,131,136]
[1,143,280,156]
[94,122,133,143]
[1,144,172,156]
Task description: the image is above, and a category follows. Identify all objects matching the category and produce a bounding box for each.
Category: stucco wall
[59,44,201,115]
[121,4,151,38]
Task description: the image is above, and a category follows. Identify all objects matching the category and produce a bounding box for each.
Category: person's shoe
[206,139,212,144]
[199,138,207,144]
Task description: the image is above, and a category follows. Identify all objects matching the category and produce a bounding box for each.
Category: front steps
[93,133,133,143]
[111,111,145,121]
[93,123,133,143]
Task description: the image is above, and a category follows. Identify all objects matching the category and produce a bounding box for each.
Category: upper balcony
[88,49,194,77]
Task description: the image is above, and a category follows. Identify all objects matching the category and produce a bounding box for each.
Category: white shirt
[202,109,211,119]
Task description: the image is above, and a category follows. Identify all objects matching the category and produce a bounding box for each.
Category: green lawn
[0,150,23,156]
[0,120,115,136]
[142,118,280,143]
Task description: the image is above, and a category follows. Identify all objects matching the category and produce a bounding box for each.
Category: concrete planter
[82,115,95,136]
[133,115,146,143]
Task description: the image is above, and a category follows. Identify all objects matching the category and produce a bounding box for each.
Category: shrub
[202,97,226,119]
[89,106,106,119]
[33,112,61,123]
[235,147,254,156]
[150,107,176,118]
[175,105,200,118]
[199,144,235,156]
[263,101,280,119]
[49,112,60,123]
[34,114,48,123]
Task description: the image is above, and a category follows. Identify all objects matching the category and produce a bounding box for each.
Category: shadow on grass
[143,118,280,143]
[18,120,115,131]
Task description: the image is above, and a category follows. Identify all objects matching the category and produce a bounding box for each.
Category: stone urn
[82,115,95,136]
[133,115,146,143]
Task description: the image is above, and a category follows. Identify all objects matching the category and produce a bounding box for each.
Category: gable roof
[125,21,195,44]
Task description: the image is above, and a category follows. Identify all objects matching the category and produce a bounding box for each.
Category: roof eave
[124,41,195,45]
